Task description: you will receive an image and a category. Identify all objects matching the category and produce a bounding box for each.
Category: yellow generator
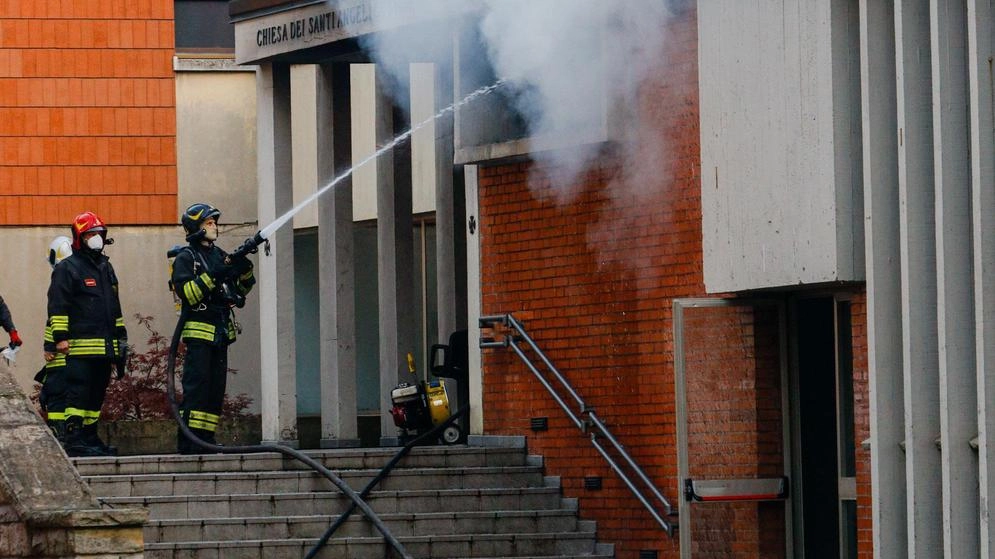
[389,354,461,445]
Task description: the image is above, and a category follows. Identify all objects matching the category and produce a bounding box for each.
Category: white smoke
[363,0,678,205]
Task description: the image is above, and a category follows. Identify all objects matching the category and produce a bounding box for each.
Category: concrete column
[464,164,483,435]
[930,2,978,557]
[967,0,995,554]
[256,63,298,447]
[411,61,465,420]
[317,63,359,448]
[858,1,907,556]
[411,62,459,340]
[368,66,416,446]
[895,1,941,556]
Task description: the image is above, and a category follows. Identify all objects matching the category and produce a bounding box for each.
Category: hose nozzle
[229,231,266,261]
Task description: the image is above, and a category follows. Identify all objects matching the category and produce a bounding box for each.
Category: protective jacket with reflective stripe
[171,243,254,346]
[46,250,126,359]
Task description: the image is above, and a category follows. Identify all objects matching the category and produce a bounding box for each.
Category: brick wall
[851,293,872,558]
[682,304,785,558]
[0,1,177,225]
[478,7,704,557]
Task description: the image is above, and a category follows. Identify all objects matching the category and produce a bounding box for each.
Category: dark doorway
[796,297,840,557]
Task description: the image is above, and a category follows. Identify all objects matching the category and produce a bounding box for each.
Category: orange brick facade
[0,1,177,226]
[477,6,872,558]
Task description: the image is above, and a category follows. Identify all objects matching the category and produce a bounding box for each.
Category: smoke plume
[362,0,679,230]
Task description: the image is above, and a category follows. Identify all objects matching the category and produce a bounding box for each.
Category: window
[175,1,235,52]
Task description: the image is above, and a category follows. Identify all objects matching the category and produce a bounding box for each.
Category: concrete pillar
[256,62,298,447]
[895,1,941,555]
[930,1,978,556]
[411,62,459,340]
[967,0,995,554]
[351,64,416,445]
[464,164,483,435]
[858,1,907,556]
[317,62,359,448]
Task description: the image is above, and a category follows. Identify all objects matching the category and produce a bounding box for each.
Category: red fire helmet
[70,211,107,250]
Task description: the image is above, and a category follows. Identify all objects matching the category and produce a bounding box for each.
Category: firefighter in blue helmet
[47,211,126,457]
[171,203,255,454]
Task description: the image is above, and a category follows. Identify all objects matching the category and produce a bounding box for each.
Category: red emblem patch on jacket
[84,278,97,287]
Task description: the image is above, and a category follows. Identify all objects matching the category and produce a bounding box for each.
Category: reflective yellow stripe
[182,320,216,342]
[69,338,109,356]
[183,281,200,305]
[182,273,215,306]
[46,355,66,368]
[50,315,69,334]
[188,410,219,431]
[188,410,219,432]
[115,317,125,327]
[188,419,218,431]
[64,408,100,421]
[189,410,219,424]
[44,325,54,343]
[47,412,66,421]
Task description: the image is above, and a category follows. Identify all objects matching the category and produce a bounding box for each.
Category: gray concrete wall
[698,0,864,292]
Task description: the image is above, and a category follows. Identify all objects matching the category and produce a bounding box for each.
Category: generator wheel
[441,425,462,445]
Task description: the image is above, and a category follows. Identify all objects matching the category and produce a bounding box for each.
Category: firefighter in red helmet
[47,211,127,456]
[171,203,254,454]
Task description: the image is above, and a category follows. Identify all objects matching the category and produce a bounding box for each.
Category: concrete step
[83,465,546,498]
[72,446,531,476]
[146,509,582,541]
[144,529,603,558]
[100,487,573,520]
[80,446,614,558]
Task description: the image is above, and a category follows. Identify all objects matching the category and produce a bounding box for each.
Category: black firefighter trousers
[178,340,228,452]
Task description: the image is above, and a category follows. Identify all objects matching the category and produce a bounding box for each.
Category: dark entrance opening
[796,297,839,557]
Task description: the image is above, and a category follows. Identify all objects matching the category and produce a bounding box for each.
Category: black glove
[115,340,130,380]
[230,253,253,276]
[212,263,238,283]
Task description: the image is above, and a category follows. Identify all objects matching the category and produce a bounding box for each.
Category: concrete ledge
[468,435,526,449]
[27,508,147,556]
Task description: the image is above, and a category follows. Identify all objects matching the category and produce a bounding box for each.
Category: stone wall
[0,367,146,558]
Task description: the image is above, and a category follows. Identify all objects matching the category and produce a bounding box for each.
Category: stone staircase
[72,445,614,558]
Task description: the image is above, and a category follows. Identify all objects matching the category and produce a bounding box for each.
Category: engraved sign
[235,0,375,64]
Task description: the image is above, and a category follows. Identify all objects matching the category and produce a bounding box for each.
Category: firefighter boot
[83,422,117,456]
[179,426,220,455]
[176,425,193,454]
[46,420,66,445]
[64,418,109,457]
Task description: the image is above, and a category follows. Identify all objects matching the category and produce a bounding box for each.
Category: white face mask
[203,222,218,242]
[86,234,104,251]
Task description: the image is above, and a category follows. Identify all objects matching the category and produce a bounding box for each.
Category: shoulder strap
[183,246,211,275]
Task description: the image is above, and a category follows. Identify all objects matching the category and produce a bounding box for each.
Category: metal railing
[479,314,677,537]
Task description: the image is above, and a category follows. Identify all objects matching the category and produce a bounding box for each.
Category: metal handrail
[479,314,677,537]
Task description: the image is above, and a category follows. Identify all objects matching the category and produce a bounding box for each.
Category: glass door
[674,298,791,559]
